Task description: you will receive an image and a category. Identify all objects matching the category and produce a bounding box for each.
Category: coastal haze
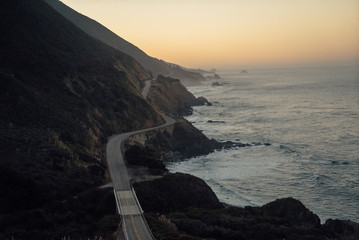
[60,0,359,68]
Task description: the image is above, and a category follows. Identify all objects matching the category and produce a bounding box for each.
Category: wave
[176,66,359,222]
[206,179,261,206]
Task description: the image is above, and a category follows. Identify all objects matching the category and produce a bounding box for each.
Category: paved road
[106,81,175,240]
[141,80,151,98]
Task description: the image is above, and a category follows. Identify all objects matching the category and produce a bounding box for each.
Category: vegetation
[134,175,359,240]
[1,1,358,240]
[0,188,117,240]
[0,0,161,238]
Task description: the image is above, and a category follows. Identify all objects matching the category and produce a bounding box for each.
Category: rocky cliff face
[148,75,210,117]
[0,0,161,238]
[124,119,221,168]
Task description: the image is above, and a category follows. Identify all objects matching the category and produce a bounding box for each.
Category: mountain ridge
[0,0,217,238]
[2,1,358,240]
[44,0,206,86]
[0,0,163,237]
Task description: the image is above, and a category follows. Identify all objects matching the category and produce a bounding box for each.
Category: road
[141,80,151,98]
[106,80,175,240]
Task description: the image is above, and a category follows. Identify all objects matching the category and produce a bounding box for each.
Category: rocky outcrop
[196,96,212,106]
[211,81,224,86]
[262,197,321,228]
[124,119,221,164]
[133,173,223,213]
[123,119,272,169]
[148,75,211,117]
[207,74,221,80]
[323,219,359,239]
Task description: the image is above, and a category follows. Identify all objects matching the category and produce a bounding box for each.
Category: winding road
[141,80,151,98]
[106,80,175,240]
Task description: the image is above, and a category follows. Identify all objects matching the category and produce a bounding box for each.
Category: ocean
[167,64,359,222]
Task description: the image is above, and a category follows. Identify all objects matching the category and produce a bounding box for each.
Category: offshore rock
[195,96,212,106]
[207,120,226,123]
[211,81,224,86]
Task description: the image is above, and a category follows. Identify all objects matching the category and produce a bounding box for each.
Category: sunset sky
[60,0,359,68]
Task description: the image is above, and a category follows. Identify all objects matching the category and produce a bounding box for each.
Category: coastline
[169,67,359,223]
[123,114,359,240]
[123,75,359,239]
[2,0,358,238]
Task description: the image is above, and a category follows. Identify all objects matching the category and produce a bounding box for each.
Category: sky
[60,0,359,68]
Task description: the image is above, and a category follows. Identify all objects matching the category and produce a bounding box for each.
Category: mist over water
[167,65,359,222]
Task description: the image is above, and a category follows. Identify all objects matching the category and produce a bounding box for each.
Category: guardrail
[113,187,156,240]
[113,189,121,215]
[113,188,130,239]
[131,186,156,240]
[122,215,129,240]
[131,187,144,214]
[140,212,156,240]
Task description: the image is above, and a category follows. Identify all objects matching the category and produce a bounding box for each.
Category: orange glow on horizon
[60,0,359,68]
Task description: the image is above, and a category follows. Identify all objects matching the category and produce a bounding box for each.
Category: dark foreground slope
[0,0,162,238]
[44,0,206,86]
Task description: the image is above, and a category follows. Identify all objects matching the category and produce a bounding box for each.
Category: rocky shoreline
[123,108,359,240]
[1,1,358,239]
[132,172,359,240]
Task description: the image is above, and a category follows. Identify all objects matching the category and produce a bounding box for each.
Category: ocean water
[167,64,359,222]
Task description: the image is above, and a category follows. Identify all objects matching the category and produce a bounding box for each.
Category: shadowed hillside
[0,0,162,238]
[44,0,206,86]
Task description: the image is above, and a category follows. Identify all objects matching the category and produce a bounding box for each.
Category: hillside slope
[0,0,162,238]
[44,0,205,86]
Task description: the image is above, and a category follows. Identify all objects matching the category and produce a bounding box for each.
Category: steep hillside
[0,0,162,238]
[44,0,205,86]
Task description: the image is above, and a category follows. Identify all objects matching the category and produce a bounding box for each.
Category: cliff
[124,119,221,168]
[148,75,210,117]
[43,0,206,86]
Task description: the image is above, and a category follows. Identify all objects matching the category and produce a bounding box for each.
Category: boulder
[133,173,223,213]
[261,197,321,228]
